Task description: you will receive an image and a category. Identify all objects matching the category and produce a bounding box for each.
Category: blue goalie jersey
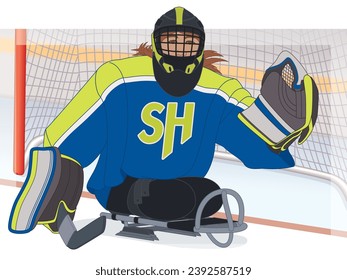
[43,56,294,207]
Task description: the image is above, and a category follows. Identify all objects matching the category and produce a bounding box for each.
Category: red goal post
[14,29,26,175]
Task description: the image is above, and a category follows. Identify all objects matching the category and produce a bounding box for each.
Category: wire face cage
[153,26,205,58]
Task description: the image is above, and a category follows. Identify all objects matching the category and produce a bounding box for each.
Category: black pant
[106,176,222,221]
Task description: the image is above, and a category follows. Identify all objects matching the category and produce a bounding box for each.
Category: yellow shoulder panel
[199,67,254,106]
[44,56,154,147]
[198,67,231,89]
[44,61,123,147]
[109,56,154,78]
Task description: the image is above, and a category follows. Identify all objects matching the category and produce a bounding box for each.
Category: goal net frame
[13,29,347,197]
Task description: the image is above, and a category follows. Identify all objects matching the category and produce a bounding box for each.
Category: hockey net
[14,29,347,189]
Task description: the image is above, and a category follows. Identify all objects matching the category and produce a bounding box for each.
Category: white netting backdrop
[24,29,347,182]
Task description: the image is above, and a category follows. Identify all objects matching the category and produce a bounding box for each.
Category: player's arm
[9,61,125,244]
[238,51,319,152]
[216,102,295,169]
[9,61,114,231]
[43,61,124,167]
[39,61,126,227]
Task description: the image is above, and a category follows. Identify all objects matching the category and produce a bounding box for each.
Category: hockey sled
[57,188,247,249]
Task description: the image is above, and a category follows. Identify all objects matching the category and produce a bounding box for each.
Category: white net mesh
[24,29,347,183]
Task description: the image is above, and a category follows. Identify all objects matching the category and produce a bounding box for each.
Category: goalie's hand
[238,51,319,151]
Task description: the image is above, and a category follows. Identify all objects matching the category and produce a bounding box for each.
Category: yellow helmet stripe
[175,7,184,25]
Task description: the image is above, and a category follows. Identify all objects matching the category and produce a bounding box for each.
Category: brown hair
[132,42,226,74]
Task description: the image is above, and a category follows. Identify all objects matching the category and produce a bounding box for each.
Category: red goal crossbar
[14,29,26,175]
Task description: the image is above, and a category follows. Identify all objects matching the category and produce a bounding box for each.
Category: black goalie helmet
[152,7,205,97]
